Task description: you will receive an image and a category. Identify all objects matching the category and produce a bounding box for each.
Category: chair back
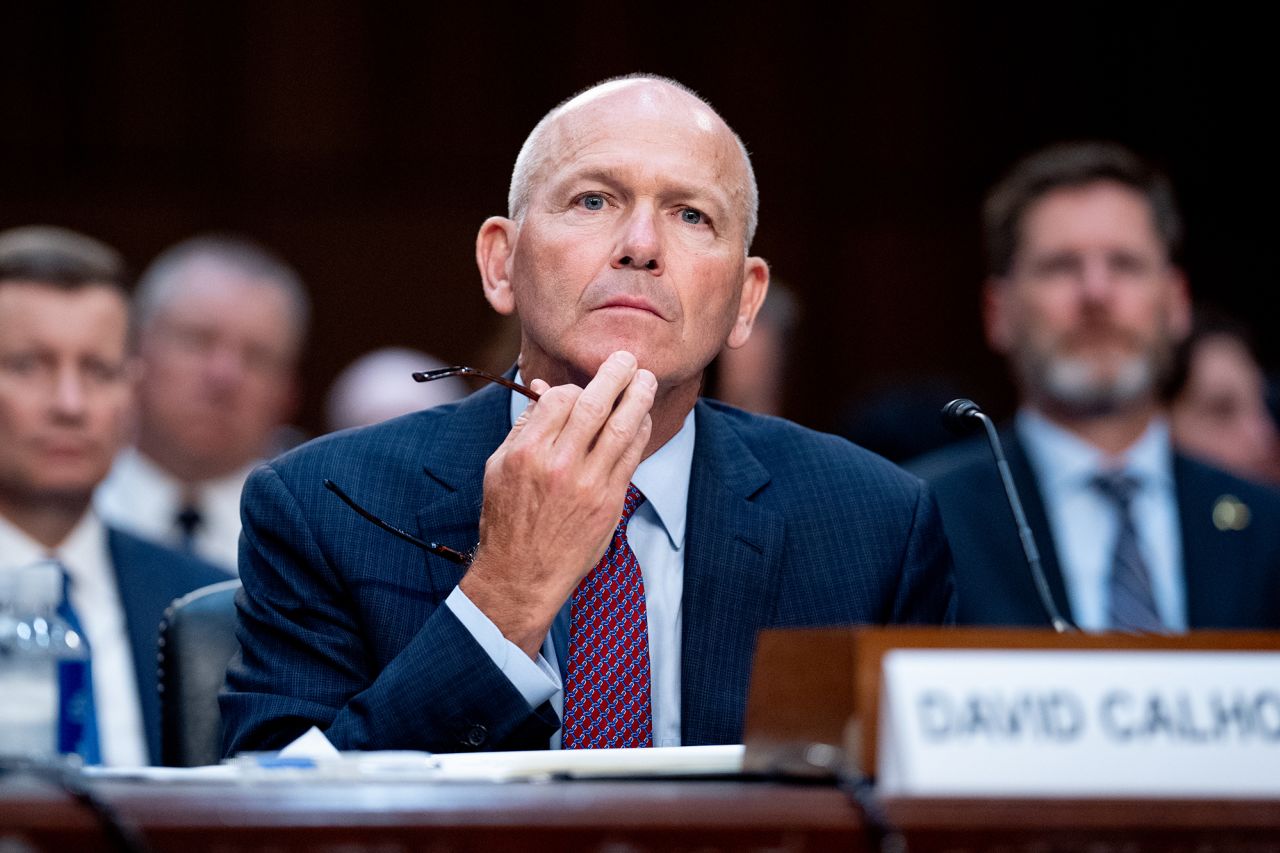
[157,579,242,767]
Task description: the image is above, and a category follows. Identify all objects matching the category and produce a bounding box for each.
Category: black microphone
[941,399,1073,633]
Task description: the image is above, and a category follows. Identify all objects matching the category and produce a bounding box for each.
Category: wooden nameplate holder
[740,626,1280,779]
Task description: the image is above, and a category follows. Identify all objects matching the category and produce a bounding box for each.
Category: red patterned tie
[562,484,653,749]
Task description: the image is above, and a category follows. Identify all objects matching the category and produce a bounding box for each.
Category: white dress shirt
[1015,408,1186,632]
[447,379,693,747]
[95,447,248,574]
[0,510,150,766]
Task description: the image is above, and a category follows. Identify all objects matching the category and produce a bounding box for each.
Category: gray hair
[0,225,127,292]
[507,74,760,251]
[134,234,311,347]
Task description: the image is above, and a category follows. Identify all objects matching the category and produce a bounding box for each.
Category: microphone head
[941,398,984,433]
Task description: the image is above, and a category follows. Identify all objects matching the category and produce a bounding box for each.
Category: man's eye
[1109,253,1151,276]
[579,194,606,211]
[170,326,217,352]
[680,208,704,225]
[1,353,40,376]
[1031,255,1079,277]
[82,359,124,384]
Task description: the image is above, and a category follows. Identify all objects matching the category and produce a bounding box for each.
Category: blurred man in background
[0,226,224,765]
[324,347,468,432]
[1168,307,1280,485]
[709,280,798,417]
[96,235,308,572]
[911,141,1280,631]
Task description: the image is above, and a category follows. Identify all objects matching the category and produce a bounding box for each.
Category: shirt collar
[111,446,256,505]
[508,372,694,550]
[1015,406,1174,492]
[0,508,105,572]
[111,447,183,503]
[60,510,109,578]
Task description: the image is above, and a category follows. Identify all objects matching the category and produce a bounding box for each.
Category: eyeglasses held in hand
[324,366,540,564]
[412,365,541,400]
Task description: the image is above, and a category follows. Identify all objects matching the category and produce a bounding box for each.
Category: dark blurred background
[3,2,1273,437]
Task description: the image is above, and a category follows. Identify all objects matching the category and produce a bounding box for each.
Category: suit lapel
[106,528,166,763]
[414,383,511,597]
[1004,432,1076,625]
[681,402,785,745]
[1175,455,1246,627]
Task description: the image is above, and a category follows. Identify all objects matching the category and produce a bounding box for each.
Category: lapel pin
[1212,494,1250,532]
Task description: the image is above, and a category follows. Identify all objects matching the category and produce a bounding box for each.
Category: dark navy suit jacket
[106,527,227,763]
[221,384,956,755]
[909,431,1280,629]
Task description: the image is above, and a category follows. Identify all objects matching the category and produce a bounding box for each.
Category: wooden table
[1,773,863,852]
[4,771,1280,852]
[882,796,1280,853]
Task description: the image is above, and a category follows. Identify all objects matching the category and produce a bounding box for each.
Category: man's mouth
[37,440,93,460]
[1059,326,1143,354]
[599,295,662,315]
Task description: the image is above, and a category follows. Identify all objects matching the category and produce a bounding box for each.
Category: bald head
[508,75,759,250]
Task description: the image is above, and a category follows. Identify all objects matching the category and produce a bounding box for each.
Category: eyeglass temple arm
[411,366,541,401]
[323,479,470,565]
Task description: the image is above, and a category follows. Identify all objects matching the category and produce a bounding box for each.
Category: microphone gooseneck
[940,398,983,423]
[941,399,1074,633]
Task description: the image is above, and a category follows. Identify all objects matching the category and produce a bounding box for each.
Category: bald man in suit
[223,76,955,755]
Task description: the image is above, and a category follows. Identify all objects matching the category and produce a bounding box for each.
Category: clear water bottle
[0,561,92,762]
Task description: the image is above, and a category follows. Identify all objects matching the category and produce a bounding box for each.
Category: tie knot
[621,484,645,525]
[1092,470,1142,506]
[175,504,203,537]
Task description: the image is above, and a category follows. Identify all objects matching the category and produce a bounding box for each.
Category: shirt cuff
[445,586,561,709]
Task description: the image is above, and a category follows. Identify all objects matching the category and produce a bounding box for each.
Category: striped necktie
[1092,471,1165,633]
[562,484,653,749]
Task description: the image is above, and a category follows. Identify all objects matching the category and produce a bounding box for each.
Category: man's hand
[459,351,656,657]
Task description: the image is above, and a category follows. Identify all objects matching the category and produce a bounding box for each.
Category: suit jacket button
[463,724,487,747]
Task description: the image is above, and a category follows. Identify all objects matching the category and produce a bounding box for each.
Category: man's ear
[124,353,145,391]
[476,216,519,316]
[118,354,144,444]
[725,256,770,350]
[277,373,302,427]
[1164,266,1193,342]
[983,275,1015,355]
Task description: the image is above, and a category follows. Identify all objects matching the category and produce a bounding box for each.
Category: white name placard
[877,649,1280,797]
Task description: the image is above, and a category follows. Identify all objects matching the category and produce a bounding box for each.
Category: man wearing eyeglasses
[223,75,955,755]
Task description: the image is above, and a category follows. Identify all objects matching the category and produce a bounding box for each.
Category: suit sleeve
[887,483,958,624]
[219,463,560,756]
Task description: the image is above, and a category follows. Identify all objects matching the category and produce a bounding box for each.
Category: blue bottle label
[58,658,91,756]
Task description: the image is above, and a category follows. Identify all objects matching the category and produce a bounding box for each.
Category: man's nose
[611,206,663,274]
[204,343,247,389]
[1079,255,1115,304]
[50,366,88,421]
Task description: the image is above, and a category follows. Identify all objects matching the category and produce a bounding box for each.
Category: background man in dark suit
[0,226,226,765]
[911,142,1280,630]
[222,75,955,756]
[95,235,309,573]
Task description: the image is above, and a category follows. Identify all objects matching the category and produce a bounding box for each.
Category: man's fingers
[505,377,553,434]
[555,351,638,452]
[510,384,581,445]
[609,412,652,491]
[494,379,577,456]
[591,367,656,468]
